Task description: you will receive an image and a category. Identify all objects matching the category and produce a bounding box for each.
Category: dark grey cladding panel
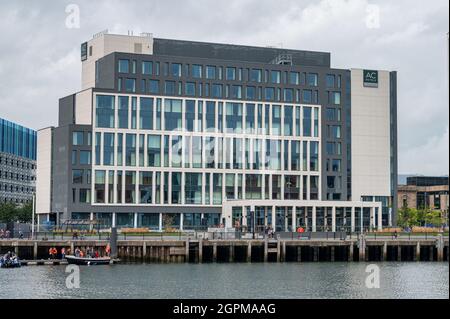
[153,38,331,67]
[52,124,92,216]
[51,125,71,214]
[96,53,116,90]
[58,95,75,126]
[390,71,398,225]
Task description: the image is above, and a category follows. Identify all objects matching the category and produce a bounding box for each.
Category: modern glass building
[0,117,37,204]
[36,31,397,231]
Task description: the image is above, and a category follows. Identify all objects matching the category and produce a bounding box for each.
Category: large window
[192,65,202,78]
[250,69,262,82]
[102,133,114,166]
[117,133,123,166]
[165,81,176,95]
[213,174,222,205]
[126,134,136,166]
[326,74,335,88]
[284,106,293,136]
[72,169,83,184]
[164,99,182,131]
[329,92,341,105]
[125,79,136,93]
[205,101,216,132]
[245,174,262,199]
[271,71,281,84]
[284,89,294,102]
[140,97,153,130]
[285,175,300,199]
[125,171,136,204]
[329,125,341,139]
[225,174,235,199]
[118,59,129,73]
[149,80,159,94]
[291,141,300,171]
[142,61,153,75]
[171,136,183,168]
[171,172,182,204]
[303,90,312,103]
[307,73,318,86]
[265,87,275,101]
[185,173,202,204]
[303,107,312,137]
[139,172,153,204]
[172,63,182,77]
[185,100,195,132]
[310,141,319,171]
[138,214,159,229]
[185,82,195,96]
[272,105,281,135]
[94,170,105,203]
[118,96,129,129]
[314,108,319,137]
[79,189,91,203]
[266,140,281,170]
[332,159,341,172]
[116,213,134,228]
[147,135,161,167]
[226,67,236,81]
[212,84,222,98]
[245,103,255,134]
[72,132,84,146]
[290,72,300,85]
[246,86,256,100]
[80,151,91,165]
[230,85,242,99]
[192,136,202,168]
[96,95,115,128]
[206,66,216,79]
[225,103,243,133]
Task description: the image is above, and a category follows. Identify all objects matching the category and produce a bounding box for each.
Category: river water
[0,263,448,299]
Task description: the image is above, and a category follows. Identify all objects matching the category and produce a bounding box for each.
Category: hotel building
[36,31,397,232]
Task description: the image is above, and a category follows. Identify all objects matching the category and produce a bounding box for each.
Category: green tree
[397,207,419,228]
[16,202,33,223]
[0,202,33,224]
[423,209,444,227]
[0,203,17,223]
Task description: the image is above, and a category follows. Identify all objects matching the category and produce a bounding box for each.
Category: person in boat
[105,243,111,256]
[94,251,99,258]
[74,247,81,257]
[79,250,85,258]
[61,247,66,259]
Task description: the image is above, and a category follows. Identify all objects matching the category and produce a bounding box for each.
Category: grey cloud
[0,0,448,175]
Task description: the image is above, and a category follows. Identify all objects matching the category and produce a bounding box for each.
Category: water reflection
[0,263,448,299]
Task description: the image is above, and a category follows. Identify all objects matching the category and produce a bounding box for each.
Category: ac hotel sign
[363,70,378,87]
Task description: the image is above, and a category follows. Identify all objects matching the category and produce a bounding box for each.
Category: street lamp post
[31,193,36,239]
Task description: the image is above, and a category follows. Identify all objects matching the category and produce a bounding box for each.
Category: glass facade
[0,118,37,160]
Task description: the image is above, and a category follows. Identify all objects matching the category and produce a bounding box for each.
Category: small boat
[0,256,21,268]
[65,255,111,265]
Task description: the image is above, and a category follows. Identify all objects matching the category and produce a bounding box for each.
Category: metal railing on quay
[3,228,448,242]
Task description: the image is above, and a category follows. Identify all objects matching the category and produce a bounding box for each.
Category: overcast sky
[0,0,448,175]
